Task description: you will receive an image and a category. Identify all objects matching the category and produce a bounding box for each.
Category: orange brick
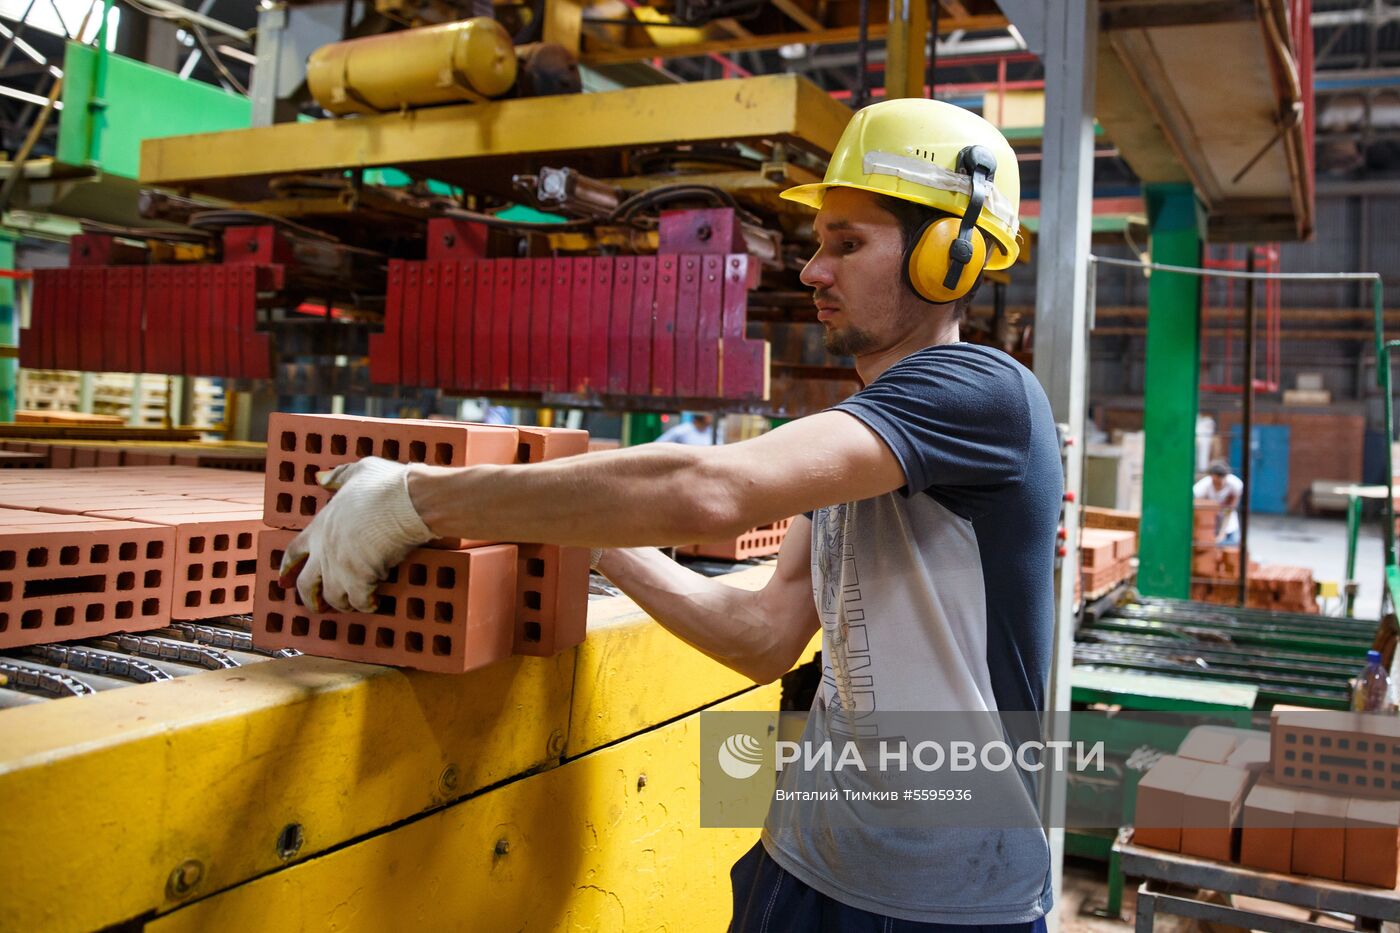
[1180,763,1252,863]
[1345,797,1400,888]
[263,413,519,531]
[513,543,588,656]
[253,528,518,674]
[1292,790,1349,881]
[1134,755,1203,852]
[1239,779,1296,873]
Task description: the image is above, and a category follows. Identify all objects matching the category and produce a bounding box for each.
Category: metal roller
[307,18,518,116]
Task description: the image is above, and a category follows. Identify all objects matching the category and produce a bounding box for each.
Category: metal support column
[1238,251,1256,607]
[1025,0,1097,922]
[1138,183,1203,598]
[884,0,931,100]
[0,232,15,421]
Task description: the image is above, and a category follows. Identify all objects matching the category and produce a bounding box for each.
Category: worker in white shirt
[655,412,716,446]
[1193,459,1244,545]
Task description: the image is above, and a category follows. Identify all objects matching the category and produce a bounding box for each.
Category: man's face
[1211,474,1225,491]
[799,188,926,357]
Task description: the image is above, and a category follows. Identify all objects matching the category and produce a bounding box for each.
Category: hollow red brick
[679,517,794,561]
[253,527,518,674]
[263,413,519,531]
[513,543,588,657]
[0,509,175,650]
[515,426,589,464]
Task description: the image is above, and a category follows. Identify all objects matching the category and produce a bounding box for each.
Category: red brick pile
[1133,710,1400,887]
[254,414,592,673]
[0,440,265,470]
[1189,500,1318,612]
[1079,528,1136,598]
[0,465,264,648]
[678,517,795,561]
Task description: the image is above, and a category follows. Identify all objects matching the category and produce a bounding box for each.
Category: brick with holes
[263,413,519,531]
[513,543,588,656]
[0,507,175,649]
[678,517,795,561]
[253,527,518,673]
[82,508,263,619]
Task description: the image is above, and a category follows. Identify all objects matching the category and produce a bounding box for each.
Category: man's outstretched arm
[596,516,820,684]
[281,410,903,614]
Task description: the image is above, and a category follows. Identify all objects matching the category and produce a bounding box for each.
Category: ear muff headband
[903,216,988,304]
[902,145,999,304]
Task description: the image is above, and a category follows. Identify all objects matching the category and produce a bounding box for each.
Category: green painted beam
[1138,183,1202,598]
[56,41,249,178]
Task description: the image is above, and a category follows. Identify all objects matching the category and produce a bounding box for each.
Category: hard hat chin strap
[943,145,997,291]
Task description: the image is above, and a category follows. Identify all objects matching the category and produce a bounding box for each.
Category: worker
[655,412,717,445]
[280,98,1060,929]
[1194,459,1244,545]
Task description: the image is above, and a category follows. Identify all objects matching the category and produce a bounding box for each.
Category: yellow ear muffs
[904,215,989,304]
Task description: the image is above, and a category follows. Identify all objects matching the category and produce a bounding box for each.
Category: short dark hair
[1208,460,1231,477]
[874,194,982,320]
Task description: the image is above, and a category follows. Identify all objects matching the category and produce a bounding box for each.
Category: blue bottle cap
[1368,649,1383,663]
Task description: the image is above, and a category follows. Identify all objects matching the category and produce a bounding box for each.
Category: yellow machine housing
[307,18,519,116]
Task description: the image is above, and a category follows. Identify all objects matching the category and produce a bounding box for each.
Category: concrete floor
[1244,512,1386,620]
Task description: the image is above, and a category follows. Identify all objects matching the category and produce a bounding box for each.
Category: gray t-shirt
[761,343,1061,923]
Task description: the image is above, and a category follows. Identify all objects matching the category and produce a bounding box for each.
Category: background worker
[1194,459,1244,545]
[281,99,1060,929]
[655,412,717,445]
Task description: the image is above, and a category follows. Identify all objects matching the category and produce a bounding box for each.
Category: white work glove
[278,456,435,614]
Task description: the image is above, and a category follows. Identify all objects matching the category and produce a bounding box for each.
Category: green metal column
[1138,183,1203,597]
[0,231,17,422]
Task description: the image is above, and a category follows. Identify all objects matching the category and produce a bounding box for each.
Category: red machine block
[513,543,588,656]
[452,260,476,391]
[402,261,422,386]
[255,529,519,674]
[652,256,678,395]
[369,260,404,386]
[420,261,441,387]
[437,260,458,392]
[674,255,701,396]
[263,413,519,530]
[629,256,655,395]
[0,508,175,650]
[697,254,724,397]
[529,259,552,392]
[569,257,593,393]
[511,260,532,391]
[607,257,633,395]
[548,258,571,393]
[587,256,613,393]
[492,257,513,391]
[473,259,495,392]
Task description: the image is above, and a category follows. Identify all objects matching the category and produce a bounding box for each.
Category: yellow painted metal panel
[568,564,819,757]
[146,686,781,933]
[139,75,852,196]
[0,652,574,933]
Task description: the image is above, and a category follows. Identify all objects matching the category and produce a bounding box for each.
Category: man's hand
[278,457,435,613]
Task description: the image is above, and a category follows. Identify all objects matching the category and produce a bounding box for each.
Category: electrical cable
[189,22,246,96]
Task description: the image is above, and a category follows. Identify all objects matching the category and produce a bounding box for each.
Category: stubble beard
[823,325,880,357]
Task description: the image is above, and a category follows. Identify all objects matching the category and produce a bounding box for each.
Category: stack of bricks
[1133,711,1400,888]
[1189,498,1318,612]
[254,413,591,673]
[678,517,794,561]
[0,440,265,471]
[1083,506,1139,552]
[1078,527,1136,599]
[0,465,266,650]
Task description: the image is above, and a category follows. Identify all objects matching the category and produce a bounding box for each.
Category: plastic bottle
[1352,649,1393,713]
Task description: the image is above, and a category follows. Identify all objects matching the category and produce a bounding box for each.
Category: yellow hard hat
[782,97,1022,271]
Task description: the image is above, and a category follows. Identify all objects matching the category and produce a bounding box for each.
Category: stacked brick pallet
[1133,710,1400,888]
[1079,528,1136,599]
[678,517,794,561]
[0,466,265,649]
[1189,500,1318,612]
[0,441,265,470]
[254,413,592,673]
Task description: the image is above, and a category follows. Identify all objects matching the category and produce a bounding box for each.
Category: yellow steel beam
[139,75,852,200]
[542,0,585,54]
[579,14,1005,64]
[0,569,808,932]
[772,0,825,32]
[885,0,932,100]
[145,686,781,933]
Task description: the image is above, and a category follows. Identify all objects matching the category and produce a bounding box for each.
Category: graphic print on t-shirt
[812,503,878,737]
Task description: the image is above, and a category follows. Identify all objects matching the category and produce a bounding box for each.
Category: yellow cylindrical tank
[307,18,518,116]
